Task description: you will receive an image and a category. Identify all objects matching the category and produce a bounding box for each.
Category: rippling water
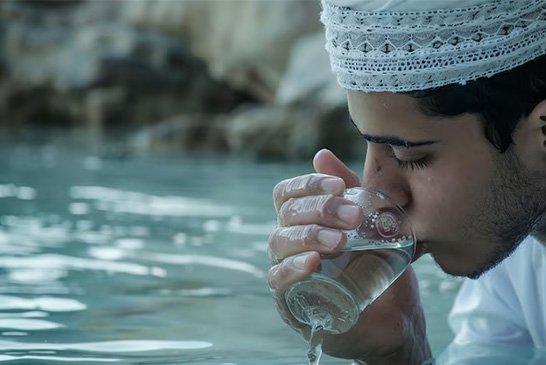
[0,144,461,364]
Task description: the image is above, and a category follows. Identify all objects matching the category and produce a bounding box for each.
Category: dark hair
[409,53,546,153]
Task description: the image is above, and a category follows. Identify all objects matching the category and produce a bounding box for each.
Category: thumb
[313,149,361,188]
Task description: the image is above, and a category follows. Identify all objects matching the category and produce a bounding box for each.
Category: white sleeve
[447,277,531,346]
[436,259,533,364]
[436,342,536,365]
[436,238,546,364]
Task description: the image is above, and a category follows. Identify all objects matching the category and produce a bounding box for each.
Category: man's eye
[388,149,432,170]
[395,157,431,170]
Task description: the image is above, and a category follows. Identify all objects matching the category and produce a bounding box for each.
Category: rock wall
[0,0,361,160]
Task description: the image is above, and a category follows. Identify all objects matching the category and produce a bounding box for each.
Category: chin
[429,251,488,279]
[427,233,524,278]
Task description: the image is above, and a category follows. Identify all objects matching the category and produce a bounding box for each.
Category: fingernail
[320,177,342,194]
[338,204,361,225]
[317,229,342,248]
[292,254,309,270]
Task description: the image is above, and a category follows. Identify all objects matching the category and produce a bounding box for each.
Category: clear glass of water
[284,187,416,335]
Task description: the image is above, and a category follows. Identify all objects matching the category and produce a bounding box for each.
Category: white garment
[437,236,546,364]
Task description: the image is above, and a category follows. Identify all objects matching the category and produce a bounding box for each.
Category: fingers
[268,149,361,335]
[313,149,361,188]
[268,251,320,294]
[268,224,346,264]
[272,149,359,213]
[277,195,362,229]
[273,173,346,213]
[268,252,320,336]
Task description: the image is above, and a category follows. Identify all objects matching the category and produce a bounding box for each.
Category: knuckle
[267,267,279,291]
[273,181,288,212]
[267,246,276,263]
[302,224,320,246]
[307,173,325,190]
[317,194,336,219]
[278,197,295,221]
[286,174,313,194]
[278,174,320,200]
[273,180,287,201]
[274,261,291,283]
[267,264,286,291]
[268,227,280,244]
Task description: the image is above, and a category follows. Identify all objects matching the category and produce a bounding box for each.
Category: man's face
[347,91,541,278]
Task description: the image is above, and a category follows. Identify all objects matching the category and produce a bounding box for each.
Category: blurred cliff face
[126,0,323,101]
[0,0,360,160]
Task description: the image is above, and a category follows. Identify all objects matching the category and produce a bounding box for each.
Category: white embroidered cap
[321,0,546,92]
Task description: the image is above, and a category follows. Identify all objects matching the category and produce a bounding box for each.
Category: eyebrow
[361,134,438,148]
[349,118,439,147]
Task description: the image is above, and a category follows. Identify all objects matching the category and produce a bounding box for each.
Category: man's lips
[412,242,428,263]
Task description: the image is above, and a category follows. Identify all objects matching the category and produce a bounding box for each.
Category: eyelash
[387,150,431,170]
[395,157,431,170]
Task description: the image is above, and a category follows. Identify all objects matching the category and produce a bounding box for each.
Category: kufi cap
[321,0,546,92]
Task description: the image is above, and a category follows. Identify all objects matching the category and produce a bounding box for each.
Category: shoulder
[460,236,544,301]
[492,236,546,279]
[447,235,546,346]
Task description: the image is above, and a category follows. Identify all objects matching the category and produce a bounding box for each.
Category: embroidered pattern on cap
[321,0,546,92]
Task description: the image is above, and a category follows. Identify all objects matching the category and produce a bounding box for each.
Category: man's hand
[267,149,431,364]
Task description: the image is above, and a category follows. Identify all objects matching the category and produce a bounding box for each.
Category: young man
[267,0,546,364]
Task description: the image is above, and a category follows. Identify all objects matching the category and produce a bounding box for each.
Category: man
[267,0,546,364]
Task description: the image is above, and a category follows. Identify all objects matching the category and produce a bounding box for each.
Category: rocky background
[0,0,362,160]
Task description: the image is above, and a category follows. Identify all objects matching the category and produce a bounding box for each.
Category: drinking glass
[284,187,416,334]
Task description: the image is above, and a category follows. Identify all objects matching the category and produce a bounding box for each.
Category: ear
[529,99,546,149]
[513,99,546,171]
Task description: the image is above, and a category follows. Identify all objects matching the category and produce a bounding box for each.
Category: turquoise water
[0,144,460,364]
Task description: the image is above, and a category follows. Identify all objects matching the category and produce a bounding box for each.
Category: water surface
[0,144,460,364]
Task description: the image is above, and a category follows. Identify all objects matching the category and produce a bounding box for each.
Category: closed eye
[387,147,432,170]
[395,157,431,170]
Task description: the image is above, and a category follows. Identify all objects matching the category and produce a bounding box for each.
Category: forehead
[348,91,422,121]
[346,90,487,144]
[347,91,436,135]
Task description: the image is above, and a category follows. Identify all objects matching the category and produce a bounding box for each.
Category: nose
[361,147,411,210]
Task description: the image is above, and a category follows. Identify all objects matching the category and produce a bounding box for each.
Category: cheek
[411,176,458,235]
[409,165,493,239]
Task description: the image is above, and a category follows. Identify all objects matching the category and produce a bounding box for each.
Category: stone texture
[124,0,322,102]
[226,104,361,161]
[0,0,250,132]
[276,32,345,108]
[0,0,359,161]
[130,113,229,154]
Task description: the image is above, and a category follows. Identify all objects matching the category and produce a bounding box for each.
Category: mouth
[411,242,429,263]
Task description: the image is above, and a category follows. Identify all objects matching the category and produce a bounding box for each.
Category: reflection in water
[0,146,462,364]
[0,339,213,352]
[0,340,212,363]
[0,318,62,330]
[0,185,36,200]
[70,186,235,217]
[140,253,265,278]
[0,255,167,278]
[0,296,86,311]
[0,355,119,362]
